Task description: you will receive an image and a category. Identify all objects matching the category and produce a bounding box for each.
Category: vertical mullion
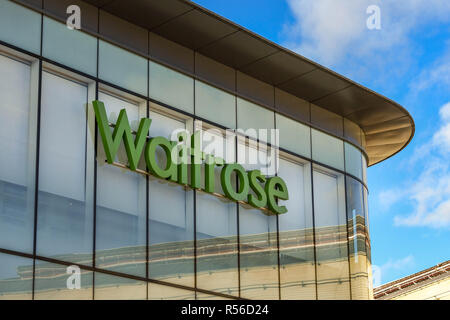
[274,88,281,300]
[145,29,150,301]
[309,102,319,300]
[234,69,241,299]
[92,8,100,300]
[193,50,197,299]
[343,139,353,300]
[31,59,42,301]
[31,4,44,300]
[361,179,370,299]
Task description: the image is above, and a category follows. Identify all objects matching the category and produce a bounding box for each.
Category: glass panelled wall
[196,124,239,296]
[0,0,372,300]
[313,165,350,300]
[277,156,315,300]
[148,106,195,288]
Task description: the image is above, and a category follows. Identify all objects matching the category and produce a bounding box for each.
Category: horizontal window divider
[0,247,34,260]
[0,248,240,300]
[98,79,148,101]
[148,96,195,119]
[0,39,40,60]
[41,57,97,82]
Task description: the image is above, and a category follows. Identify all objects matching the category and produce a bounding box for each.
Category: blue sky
[193,0,450,285]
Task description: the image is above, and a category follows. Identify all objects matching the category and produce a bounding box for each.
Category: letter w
[92,100,151,171]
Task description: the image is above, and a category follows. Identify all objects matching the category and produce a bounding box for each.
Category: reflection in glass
[148,110,195,287]
[311,129,344,171]
[148,283,195,300]
[0,54,34,253]
[363,187,373,299]
[362,155,368,185]
[94,272,146,300]
[149,62,194,114]
[36,72,93,265]
[196,193,238,296]
[196,292,234,300]
[99,40,147,96]
[275,113,310,158]
[34,261,93,300]
[345,143,363,180]
[0,253,33,300]
[237,98,274,143]
[196,127,239,295]
[278,157,315,299]
[195,80,236,129]
[346,177,369,299]
[96,92,147,278]
[239,205,278,299]
[0,0,41,54]
[238,141,278,299]
[313,165,350,299]
[42,17,97,76]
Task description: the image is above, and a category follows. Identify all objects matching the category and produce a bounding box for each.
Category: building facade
[0,0,414,300]
[374,261,450,300]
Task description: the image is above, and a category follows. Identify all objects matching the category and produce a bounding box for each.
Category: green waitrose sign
[93,100,289,215]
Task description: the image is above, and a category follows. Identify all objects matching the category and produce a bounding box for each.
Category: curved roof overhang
[82,0,415,166]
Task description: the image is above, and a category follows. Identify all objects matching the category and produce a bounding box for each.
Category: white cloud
[378,188,407,211]
[411,48,450,93]
[374,254,415,285]
[380,254,415,273]
[282,0,450,79]
[380,102,450,229]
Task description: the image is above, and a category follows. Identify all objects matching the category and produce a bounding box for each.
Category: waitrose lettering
[93,100,289,215]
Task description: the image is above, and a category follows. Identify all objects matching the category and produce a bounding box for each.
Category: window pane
[239,206,278,299]
[96,92,147,278]
[36,72,93,264]
[42,17,97,76]
[278,157,315,299]
[94,273,146,300]
[313,166,350,299]
[0,0,41,54]
[344,118,362,146]
[311,104,343,137]
[238,142,278,299]
[196,292,234,300]
[34,261,93,300]
[363,187,371,264]
[149,62,193,114]
[346,177,369,299]
[196,127,238,296]
[0,54,35,253]
[148,283,195,300]
[362,155,368,185]
[195,80,235,129]
[345,142,363,180]
[312,129,344,171]
[148,110,195,287]
[237,98,274,143]
[99,40,147,96]
[276,113,310,157]
[0,253,33,300]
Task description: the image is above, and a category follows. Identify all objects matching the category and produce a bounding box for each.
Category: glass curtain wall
[0,0,372,300]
